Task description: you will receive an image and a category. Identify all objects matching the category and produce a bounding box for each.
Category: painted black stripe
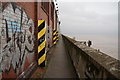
[38,47,45,59]
[53,30,56,33]
[53,34,57,38]
[38,21,45,32]
[38,34,45,46]
[53,40,55,42]
[53,38,57,42]
[39,60,45,67]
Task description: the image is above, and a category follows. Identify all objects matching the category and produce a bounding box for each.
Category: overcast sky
[57,0,118,35]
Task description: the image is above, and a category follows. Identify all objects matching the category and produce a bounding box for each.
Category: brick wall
[0,2,37,78]
[0,1,58,79]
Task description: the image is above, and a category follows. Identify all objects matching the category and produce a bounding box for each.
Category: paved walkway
[44,36,78,78]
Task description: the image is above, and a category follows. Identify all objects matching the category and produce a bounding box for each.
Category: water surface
[66,34,118,60]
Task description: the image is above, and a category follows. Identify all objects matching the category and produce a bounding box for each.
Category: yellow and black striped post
[38,20,46,67]
[53,29,57,45]
[56,31,59,41]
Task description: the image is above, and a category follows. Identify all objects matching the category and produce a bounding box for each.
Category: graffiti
[85,62,100,80]
[0,2,35,76]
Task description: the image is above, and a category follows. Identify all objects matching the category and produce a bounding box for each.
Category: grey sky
[58,1,118,35]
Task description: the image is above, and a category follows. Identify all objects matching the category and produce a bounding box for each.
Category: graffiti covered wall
[0,2,35,78]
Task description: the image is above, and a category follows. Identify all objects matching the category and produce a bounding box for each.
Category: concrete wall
[62,35,120,79]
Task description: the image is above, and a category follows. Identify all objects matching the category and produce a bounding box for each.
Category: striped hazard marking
[56,31,59,41]
[53,29,57,45]
[38,20,46,67]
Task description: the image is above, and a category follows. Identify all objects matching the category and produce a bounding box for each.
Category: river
[65,34,118,60]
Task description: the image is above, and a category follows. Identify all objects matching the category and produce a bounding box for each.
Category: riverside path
[44,36,78,78]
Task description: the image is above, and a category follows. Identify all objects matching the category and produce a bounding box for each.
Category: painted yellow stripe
[38,53,46,65]
[38,27,46,39]
[53,36,57,40]
[54,41,56,44]
[53,31,56,35]
[38,40,46,53]
[38,20,44,27]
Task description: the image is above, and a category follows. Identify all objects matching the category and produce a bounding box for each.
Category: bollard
[53,29,57,45]
[56,31,59,41]
[38,20,46,67]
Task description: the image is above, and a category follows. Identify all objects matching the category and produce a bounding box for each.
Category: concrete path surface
[44,36,78,78]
